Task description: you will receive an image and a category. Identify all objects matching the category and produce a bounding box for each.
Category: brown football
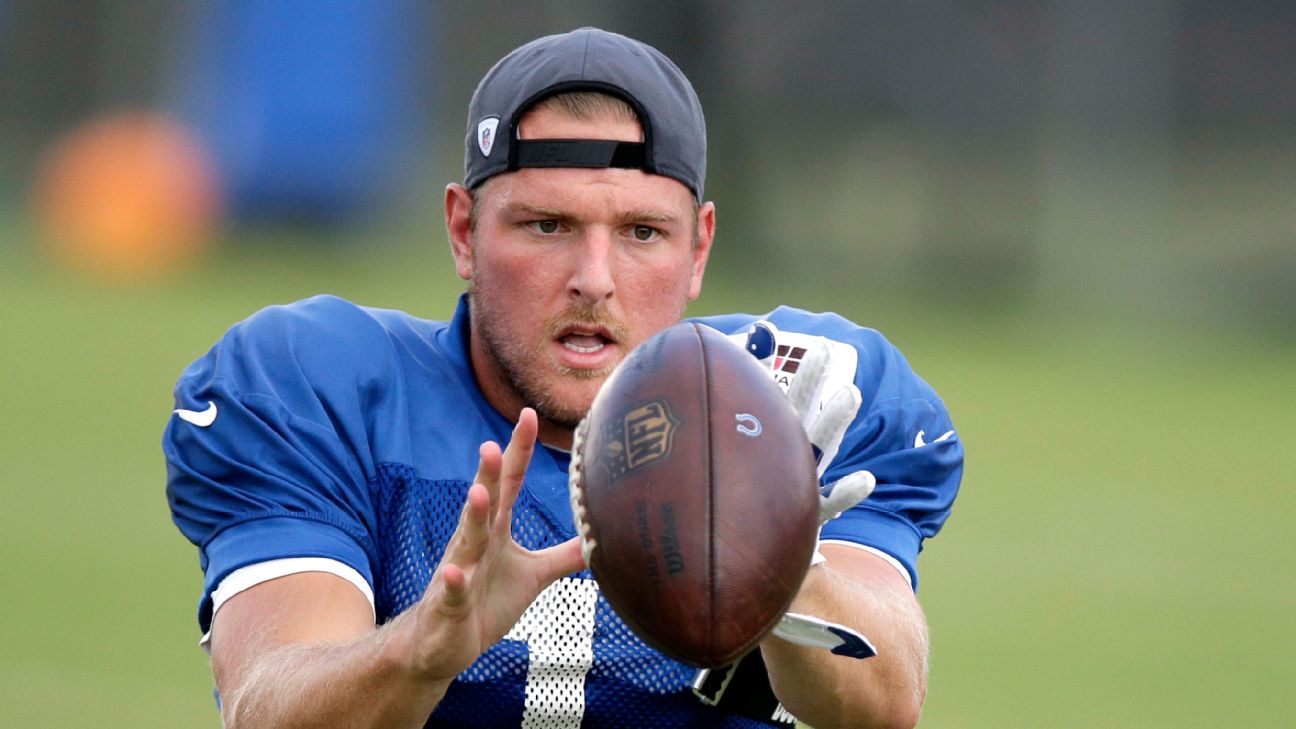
[569,321,820,668]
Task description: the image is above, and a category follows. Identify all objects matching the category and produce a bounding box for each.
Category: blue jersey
[164,294,962,728]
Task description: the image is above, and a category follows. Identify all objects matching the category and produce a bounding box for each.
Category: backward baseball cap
[464,27,707,201]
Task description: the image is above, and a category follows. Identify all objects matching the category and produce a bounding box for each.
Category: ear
[445,183,475,281]
[687,201,716,300]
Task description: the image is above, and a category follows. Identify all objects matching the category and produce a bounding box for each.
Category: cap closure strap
[513,139,647,170]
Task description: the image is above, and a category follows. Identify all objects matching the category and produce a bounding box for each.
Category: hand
[409,408,585,681]
[744,321,875,527]
[743,323,878,661]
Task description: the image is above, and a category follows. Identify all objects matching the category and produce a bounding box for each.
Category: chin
[537,386,601,429]
[531,400,588,431]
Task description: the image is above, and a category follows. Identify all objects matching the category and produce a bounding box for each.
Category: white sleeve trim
[199,557,376,651]
[818,539,914,589]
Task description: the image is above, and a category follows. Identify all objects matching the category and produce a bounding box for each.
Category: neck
[536,420,575,452]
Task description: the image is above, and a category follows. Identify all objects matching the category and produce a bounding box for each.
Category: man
[165,28,961,729]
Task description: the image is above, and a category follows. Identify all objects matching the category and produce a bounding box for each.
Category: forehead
[479,165,693,222]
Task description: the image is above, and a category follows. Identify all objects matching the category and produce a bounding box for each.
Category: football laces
[567,416,597,566]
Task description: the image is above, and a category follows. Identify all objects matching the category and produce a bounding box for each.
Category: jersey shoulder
[692,305,962,588]
[179,294,446,401]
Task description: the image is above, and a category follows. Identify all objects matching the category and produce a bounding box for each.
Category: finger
[438,563,468,610]
[531,536,586,585]
[446,481,492,566]
[805,383,861,451]
[473,441,503,514]
[785,338,829,420]
[498,408,538,511]
[818,470,876,524]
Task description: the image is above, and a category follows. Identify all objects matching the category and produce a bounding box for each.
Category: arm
[733,318,959,728]
[210,409,585,729]
[212,572,438,729]
[761,544,928,729]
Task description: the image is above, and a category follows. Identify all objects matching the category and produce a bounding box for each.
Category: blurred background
[0,1,1291,727]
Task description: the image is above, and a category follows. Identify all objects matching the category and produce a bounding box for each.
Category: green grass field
[1,225,1292,728]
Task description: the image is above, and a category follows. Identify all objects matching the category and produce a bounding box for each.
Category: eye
[630,225,660,242]
[528,220,561,235]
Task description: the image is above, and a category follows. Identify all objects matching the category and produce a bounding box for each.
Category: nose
[567,229,616,304]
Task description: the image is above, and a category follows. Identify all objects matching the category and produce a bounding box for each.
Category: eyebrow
[507,202,567,219]
[617,209,680,225]
[506,202,681,226]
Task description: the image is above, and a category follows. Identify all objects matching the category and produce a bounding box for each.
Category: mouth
[557,326,616,354]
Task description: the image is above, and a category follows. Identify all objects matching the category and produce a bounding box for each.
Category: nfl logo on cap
[477,117,500,157]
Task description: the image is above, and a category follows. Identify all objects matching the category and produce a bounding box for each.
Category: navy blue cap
[464,28,707,201]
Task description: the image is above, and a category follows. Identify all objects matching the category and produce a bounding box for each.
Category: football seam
[695,323,717,662]
[567,417,595,566]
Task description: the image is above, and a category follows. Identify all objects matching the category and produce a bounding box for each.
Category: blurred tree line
[1,0,1292,333]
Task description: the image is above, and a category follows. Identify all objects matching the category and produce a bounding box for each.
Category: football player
[165,27,962,729]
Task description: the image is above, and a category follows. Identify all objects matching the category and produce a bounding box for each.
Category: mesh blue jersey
[164,294,962,728]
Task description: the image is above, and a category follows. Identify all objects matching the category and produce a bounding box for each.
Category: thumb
[819,470,876,524]
[533,537,586,586]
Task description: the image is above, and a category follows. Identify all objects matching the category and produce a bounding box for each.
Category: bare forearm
[221,612,450,729]
[762,556,929,729]
[212,416,585,728]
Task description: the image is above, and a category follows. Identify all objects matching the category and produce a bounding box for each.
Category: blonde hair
[530,91,639,124]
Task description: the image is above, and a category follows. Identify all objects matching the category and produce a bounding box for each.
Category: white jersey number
[504,577,600,728]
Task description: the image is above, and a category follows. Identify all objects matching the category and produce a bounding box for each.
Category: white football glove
[745,320,859,475]
[744,320,876,561]
[744,320,879,659]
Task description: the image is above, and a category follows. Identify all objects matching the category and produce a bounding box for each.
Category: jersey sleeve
[811,320,961,590]
[163,296,393,632]
[706,307,963,590]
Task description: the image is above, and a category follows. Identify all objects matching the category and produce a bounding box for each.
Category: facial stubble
[463,185,700,432]
[468,260,634,430]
